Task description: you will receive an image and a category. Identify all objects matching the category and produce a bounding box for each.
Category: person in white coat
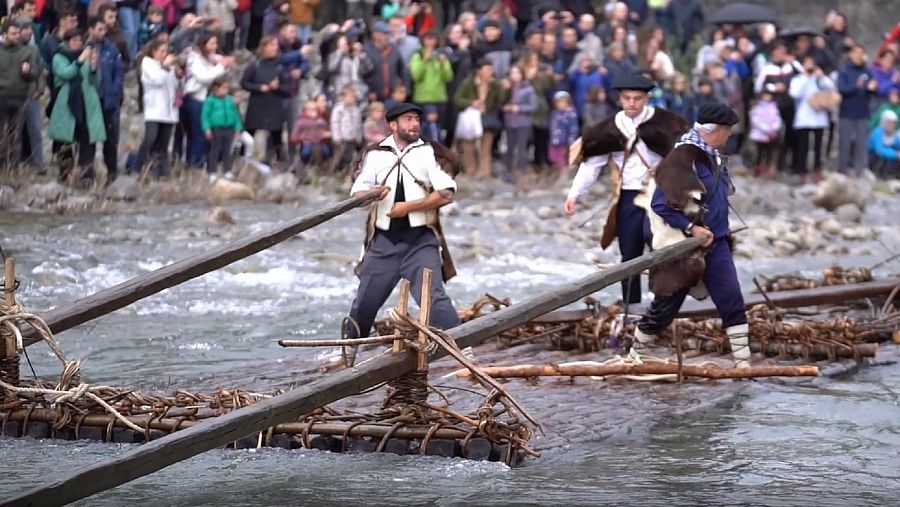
[789,56,836,178]
[180,33,234,167]
[135,39,180,177]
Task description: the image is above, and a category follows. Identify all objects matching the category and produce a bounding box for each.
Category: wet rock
[260,172,299,202]
[819,217,842,236]
[771,240,798,257]
[463,204,484,216]
[886,179,900,194]
[536,206,561,219]
[824,244,850,255]
[209,179,254,202]
[106,175,140,201]
[0,186,14,209]
[780,231,803,247]
[801,226,824,251]
[234,158,271,189]
[812,173,871,210]
[834,203,862,224]
[841,226,876,241]
[25,181,66,203]
[207,207,236,225]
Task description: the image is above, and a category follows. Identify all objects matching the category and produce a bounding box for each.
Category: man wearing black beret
[342,102,461,364]
[629,102,752,369]
[564,73,690,304]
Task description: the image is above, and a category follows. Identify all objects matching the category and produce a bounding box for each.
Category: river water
[1,181,899,505]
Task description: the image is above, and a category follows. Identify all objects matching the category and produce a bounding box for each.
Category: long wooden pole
[20,190,382,348]
[530,278,900,324]
[2,237,705,507]
[454,362,819,379]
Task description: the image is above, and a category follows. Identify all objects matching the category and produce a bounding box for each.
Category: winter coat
[364,41,406,101]
[138,21,166,47]
[241,57,288,131]
[663,90,696,124]
[201,0,238,32]
[330,102,362,143]
[503,82,537,129]
[278,40,310,98]
[0,42,40,101]
[667,0,704,44]
[48,51,106,144]
[749,100,782,143]
[567,67,605,118]
[327,50,373,100]
[471,40,513,82]
[290,113,328,144]
[140,57,179,124]
[869,62,900,100]
[549,108,579,147]
[789,73,835,130]
[95,38,124,111]
[150,0,181,28]
[528,69,555,127]
[288,0,320,25]
[837,62,874,119]
[201,94,243,131]
[408,49,453,104]
[183,49,227,102]
[868,126,900,161]
[453,75,507,112]
[583,101,615,127]
[870,101,900,129]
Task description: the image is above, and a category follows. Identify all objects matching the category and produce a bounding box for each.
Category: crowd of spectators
[0,0,898,188]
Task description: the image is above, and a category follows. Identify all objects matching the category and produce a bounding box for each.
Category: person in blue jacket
[628,102,752,369]
[868,109,900,177]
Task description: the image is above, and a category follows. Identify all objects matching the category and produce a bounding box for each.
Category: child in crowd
[202,78,244,175]
[695,78,717,109]
[548,91,579,172]
[384,84,408,111]
[139,6,167,48]
[421,105,441,141]
[149,0,180,31]
[363,101,390,144]
[664,72,697,123]
[582,85,614,126]
[290,99,332,164]
[749,90,783,177]
[330,85,363,172]
[314,93,331,121]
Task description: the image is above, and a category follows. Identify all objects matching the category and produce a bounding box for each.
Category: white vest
[350,137,457,231]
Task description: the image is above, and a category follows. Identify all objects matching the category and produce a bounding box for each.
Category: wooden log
[2,238,706,507]
[21,190,382,348]
[689,338,878,360]
[393,279,411,353]
[454,362,819,379]
[2,258,16,360]
[417,269,433,371]
[529,278,900,323]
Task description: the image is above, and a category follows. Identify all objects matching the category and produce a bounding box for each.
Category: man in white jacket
[343,102,461,347]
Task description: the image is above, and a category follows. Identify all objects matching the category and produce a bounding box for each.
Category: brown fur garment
[654,144,708,215]
[580,108,690,159]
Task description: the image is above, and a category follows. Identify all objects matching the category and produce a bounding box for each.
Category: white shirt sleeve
[426,153,457,193]
[567,154,609,200]
[349,152,378,195]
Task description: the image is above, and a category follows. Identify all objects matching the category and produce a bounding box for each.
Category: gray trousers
[504,126,531,174]
[25,98,45,171]
[348,227,460,338]
[837,117,869,173]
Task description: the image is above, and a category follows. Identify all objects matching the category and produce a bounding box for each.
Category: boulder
[207,207,236,225]
[771,240,799,257]
[834,203,862,223]
[106,175,140,201]
[536,205,561,219]
[841,226,876,241]
[812,173,872,210]
[259,172,299,201]
[25,181,66,203]
[234,158,271,188]
[209,179,254,202]
[818,217,843,236]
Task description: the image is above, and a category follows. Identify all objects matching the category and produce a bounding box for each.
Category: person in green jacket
[49,28,106,187]
[409,30,453,142]
[870,87,900,129]
[202,77,244,175]
[453,58,509,178]
[0,18,40,168]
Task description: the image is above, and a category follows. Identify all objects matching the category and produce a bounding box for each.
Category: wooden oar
[21,189,382,348]
[2,238,705,507]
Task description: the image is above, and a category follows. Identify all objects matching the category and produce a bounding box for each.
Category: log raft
[2,238,707,507]
[454,362,820,380]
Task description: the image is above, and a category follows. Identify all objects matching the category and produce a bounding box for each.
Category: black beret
[482,20,502,30]
[611,73,655,92]
[386,102,423,121]
[697,102,740,126]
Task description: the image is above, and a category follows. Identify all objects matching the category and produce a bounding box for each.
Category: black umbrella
[779,27,823,39]
[708,2,778,25]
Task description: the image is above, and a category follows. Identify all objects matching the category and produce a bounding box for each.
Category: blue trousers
[181,98,208,167]
[116,6,140,59]
[638,238,747,335]
[617,190,652,304]
[347,228,460,339]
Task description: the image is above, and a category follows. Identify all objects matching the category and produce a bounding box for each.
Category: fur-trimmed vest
[349,138,462,282]
[635,144,715,298]
[576,109,690,249]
